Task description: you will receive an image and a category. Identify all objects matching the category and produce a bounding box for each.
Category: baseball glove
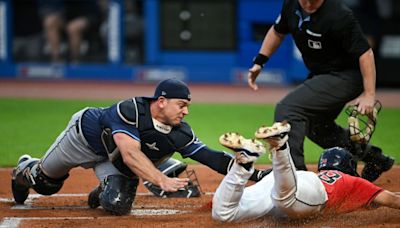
[143,158,202,198]
[346,100,382,144]
[144,170,202,198]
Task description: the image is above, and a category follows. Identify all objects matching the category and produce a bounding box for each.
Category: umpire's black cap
[150,78,191,101]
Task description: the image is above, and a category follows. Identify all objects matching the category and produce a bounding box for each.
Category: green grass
[1,98,399,167]
[1,98,112,166]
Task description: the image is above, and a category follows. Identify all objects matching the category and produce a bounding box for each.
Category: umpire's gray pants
[40,108,120,180]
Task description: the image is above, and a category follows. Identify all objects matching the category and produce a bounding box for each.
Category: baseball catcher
[11,78,271,216]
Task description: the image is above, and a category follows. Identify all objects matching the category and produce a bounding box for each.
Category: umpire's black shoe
[11,155,32,204]
[361,151,395,182]
[88,185,103,209]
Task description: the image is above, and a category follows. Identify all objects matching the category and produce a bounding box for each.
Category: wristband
[252,53,269,68]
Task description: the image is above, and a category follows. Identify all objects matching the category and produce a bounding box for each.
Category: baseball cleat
[11,154,32,204]
[219,132,266,164]
[17,154,32,164]
[255,121,291,149]
[361,147,395,182]
[362,157,394,182]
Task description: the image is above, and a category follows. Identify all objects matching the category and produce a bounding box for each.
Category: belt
[74,117,97,153]
[75,119,80,134]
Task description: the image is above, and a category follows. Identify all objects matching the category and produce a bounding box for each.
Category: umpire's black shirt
[274,0,370,75]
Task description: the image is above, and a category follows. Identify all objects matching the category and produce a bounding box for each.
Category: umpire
[248,0,394,181]
[11,78,268,215]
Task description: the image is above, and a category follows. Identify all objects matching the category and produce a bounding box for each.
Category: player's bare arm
[356,48,376,115]
[114,133,189,192]
[373,190,400,209]
[248,26,285,90]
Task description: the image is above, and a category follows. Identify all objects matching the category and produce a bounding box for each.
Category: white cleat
[255,121,291,149]
[219,132,266,164]
[17,154,32,165]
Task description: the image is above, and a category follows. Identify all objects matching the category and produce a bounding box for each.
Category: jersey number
[318,171,342,185]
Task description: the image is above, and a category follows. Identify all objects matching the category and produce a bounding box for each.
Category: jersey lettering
[318,170,342,185]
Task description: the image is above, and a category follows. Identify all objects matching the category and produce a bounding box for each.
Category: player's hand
[159,176,189,192]
[248,64,262,91]
[354,93,375,115]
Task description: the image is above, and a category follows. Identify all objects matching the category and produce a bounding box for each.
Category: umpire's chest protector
[114,97,195,177]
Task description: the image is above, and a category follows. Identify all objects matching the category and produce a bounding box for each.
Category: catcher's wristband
[253,53,269,68]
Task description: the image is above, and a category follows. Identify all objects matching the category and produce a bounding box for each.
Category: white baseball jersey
[212,146,327,222]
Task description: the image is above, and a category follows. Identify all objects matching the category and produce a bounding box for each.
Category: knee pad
[30,163,69,195]
[99,175,139,215]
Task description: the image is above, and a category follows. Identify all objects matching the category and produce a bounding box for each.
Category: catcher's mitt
[143,158,202,198]
[346,100,382,144]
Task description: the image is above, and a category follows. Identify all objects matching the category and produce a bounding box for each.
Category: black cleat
[11,155,32,204]
[362,155,395,182]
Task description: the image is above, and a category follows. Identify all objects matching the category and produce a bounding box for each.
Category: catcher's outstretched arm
[114,133,189,192]
[189,147,269,182]
[373,190,400,209]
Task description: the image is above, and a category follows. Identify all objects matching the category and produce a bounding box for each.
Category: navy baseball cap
[151,78,191,101]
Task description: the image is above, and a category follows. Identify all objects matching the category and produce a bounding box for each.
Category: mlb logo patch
[308,40,322,49]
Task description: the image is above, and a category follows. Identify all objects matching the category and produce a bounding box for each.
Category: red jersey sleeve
[318,170,383,214]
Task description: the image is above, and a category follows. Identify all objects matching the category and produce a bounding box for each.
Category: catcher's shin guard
[359,145,394,182]
[11,155,37,204]
[99,175,139,215]
[31,166,68,196]
[88,185,103,209]
[11,154,68,204]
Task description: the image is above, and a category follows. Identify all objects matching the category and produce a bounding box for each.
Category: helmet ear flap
[144,158,203,198]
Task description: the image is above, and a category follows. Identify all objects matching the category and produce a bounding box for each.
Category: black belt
[74,118,97,153]
[75,119,80,134]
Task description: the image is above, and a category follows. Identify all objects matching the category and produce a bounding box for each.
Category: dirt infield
[1,79,400,227]
[1,79,400,107]
[1,165,400,227]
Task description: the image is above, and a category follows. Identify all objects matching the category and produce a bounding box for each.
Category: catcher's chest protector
[110,97,195,177]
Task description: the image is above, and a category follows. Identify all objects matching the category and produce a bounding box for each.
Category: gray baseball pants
[39,108,122,181]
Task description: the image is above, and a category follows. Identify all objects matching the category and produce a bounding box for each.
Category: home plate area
[0,166,220,227]
[0,192,214,228]
[1,166,400,227]
[8,193,192,214]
